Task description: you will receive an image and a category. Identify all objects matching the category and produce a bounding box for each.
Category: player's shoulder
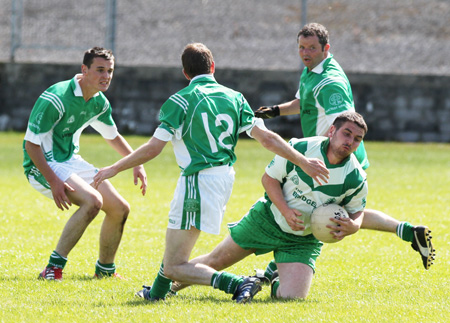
[347,154,368,181]
[35,79,73,111]
[44,79,72,96]
[289,136,326,154]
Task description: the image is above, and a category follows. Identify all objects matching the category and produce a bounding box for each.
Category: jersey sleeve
[341,161,368,214]
[265,154,288,183]
[316,79,354,115]
[157,94,187,139]
[237,95,256,134]
[342,179,368,215]
[24,94,64,145]
[264,138,293,183]
[90,99,119,140]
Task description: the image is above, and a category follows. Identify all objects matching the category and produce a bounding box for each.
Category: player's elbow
[257,131,279,151]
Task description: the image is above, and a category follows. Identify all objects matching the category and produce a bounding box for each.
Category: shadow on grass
[119,292,316,306]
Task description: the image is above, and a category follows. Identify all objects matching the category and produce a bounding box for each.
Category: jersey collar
[310,53,334,74]
[320,137,351,168]
[190,74,216,84]
[72,74,100,98]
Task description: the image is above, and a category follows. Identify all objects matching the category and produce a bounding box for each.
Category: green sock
[47,250,67,269]
[95,260,116,276]
[211,271,244,295]
[271,279,280,298]
[265,260,278,280]
[396,222,414,242]
[150,263,172,299]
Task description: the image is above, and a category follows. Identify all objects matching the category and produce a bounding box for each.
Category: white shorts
[167,165,235,235]
[27,155,97,199]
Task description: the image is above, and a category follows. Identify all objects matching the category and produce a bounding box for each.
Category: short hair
[297,23,329,50]
[83,47,114,68]
[333,111,368,135]
[181,43,214,78]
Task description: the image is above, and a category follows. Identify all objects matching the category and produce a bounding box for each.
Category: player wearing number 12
[93,43,329,303]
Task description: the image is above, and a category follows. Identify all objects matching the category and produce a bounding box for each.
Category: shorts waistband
[199,165,234,174]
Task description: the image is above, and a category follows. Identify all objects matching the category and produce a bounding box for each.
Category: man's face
[82,57,114,92]
[328,121,365,161]
[298,35,329,71]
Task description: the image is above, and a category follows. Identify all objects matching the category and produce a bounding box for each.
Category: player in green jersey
[255,23,434,270]
[93,43,330,303]
[23,47,147,281]
[170,111,369,300]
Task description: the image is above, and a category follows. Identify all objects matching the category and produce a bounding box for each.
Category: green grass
[1,132,449,322]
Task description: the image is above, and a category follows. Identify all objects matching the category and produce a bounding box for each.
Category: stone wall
[1,62,449,142]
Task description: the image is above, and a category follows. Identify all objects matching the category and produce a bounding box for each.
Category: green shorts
[228,199,323,271]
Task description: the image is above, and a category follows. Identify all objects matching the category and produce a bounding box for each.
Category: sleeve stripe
[312,76,348,97]
[169,93,189,112]
[40,91,65,116]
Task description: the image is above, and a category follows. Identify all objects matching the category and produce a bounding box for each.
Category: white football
[310,204,349,243]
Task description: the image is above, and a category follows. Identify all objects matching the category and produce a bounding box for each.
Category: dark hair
[83,47,114,68]
[333,111,368,135]
[297,23,329,50]
[181,43,214,78]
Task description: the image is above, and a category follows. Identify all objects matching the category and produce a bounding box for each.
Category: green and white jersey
[23,74,118,177]
[153,74,257,176]
[295,54,370,169]
[265,136,368,236]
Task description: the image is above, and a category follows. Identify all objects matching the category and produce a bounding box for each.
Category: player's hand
[133,165,147,196]
[299,157,329,186]
[254,105,280,119]
[93,166,118,189]
[50,179,74,211]
[327,217,360,240]
[282,208,305,231]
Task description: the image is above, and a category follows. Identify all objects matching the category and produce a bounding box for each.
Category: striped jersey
[153,74,256,176]
[265,136,368,236]
[23,74,118,177]
[296,54,370,169]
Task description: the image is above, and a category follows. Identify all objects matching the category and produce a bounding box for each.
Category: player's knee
[277,283,309,300]
[278,291,308,300]
[161,263,178,281]
[82,193,103,220]
[116,200,130,220]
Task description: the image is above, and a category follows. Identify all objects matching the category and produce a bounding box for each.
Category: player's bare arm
[250,126,329,185]
[328,210,364,240]
[24,141,74,210]
[254,98,300,119]
[94,137,166,188]
[105,134,148,195]
[278,98,301,116]
[262,173,305,231]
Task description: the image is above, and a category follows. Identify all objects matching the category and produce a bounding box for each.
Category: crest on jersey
[329,93,344,106]
[67,115,75,124]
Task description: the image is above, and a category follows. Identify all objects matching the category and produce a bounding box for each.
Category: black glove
[254,105,280,119]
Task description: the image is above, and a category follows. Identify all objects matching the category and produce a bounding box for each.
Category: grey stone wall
[1,62,449,142]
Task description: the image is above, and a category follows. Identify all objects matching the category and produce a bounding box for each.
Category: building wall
[1,63,449,142]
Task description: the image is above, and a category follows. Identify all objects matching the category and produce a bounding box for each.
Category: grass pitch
[0,132,449,322]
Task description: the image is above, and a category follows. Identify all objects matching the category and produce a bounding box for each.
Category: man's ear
[81,64,88,74]
[182,69,191,80]
[328,125,336,138]
[210,61,215,74]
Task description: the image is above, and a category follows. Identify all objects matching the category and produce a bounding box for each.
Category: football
[310,203,349,243]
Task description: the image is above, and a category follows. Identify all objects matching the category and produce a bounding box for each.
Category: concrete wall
[1,62,449,142]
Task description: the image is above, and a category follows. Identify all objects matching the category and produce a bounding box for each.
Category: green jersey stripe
[41,91,65,116]
[170,94,189,112]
